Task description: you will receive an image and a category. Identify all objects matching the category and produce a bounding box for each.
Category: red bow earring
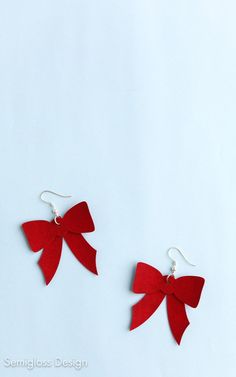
[22,190,98,285]
[130,247,205,344]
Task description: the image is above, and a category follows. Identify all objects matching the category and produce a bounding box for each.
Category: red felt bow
[22,202,98,285]
[130,262,205,344]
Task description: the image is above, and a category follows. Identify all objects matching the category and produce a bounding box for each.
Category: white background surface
[0,1,235,376]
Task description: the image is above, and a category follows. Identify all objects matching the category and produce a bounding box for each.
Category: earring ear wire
[167,247,196,279]
[40,190,72,223]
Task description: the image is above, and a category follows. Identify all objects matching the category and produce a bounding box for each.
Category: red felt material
[130,262,205,344]
[167,294,189,345]
[22,201,98,285]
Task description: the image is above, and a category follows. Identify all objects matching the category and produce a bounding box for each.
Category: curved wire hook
[167,247,196,279]
[40,190,72,223]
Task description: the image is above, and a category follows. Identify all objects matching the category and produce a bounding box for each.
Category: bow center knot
[160,281,174,295]
[52,219,68,237]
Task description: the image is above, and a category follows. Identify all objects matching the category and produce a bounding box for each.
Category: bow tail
[167,294,189,345]
[38,237,63,285]
[64,233,98,275]
[130,292,165,331]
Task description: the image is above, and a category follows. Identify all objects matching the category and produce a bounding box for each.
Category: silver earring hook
[167,247,196,278]
[40,190,72,224]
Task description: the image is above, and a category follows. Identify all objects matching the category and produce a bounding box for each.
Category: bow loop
[62,202,95,233]
[132,262,164,294]
[22,220,55,252]
[173,276,205,308]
